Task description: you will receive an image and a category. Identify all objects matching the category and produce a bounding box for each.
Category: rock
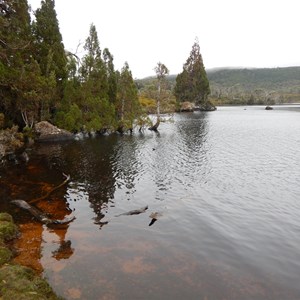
[265,105,273,110]
[197,100,217,111]
[34,121,74,142]
[180,101,195,112]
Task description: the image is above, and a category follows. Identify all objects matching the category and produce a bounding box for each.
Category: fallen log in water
[11,199,75,226]
[115,205,148,217]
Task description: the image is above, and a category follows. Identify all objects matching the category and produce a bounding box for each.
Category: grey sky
[28,0,300,79]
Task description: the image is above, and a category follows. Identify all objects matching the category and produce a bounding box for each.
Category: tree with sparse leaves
[149,62,169,131]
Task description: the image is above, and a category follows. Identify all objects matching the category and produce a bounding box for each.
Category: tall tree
[149,62,169,131]
[0,0,51,127]
[33,0,67,109]
[116,62,140,132]
[103,48,117,104]
[174,39,210,107]
[78,24,114,132]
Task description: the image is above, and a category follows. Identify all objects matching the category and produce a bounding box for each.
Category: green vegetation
[0,1,140,134]
[2,0,298,140]
[138,66,300,108]
[174,40,211,107]
[137,41,213,112]
[0,213,61,299]
[207,67,300,105]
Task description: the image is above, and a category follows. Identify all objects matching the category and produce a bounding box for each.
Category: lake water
[1,105,300,299]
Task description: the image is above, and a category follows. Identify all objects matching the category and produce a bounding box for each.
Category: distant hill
[136,66,300,105]
[207,67,300,104]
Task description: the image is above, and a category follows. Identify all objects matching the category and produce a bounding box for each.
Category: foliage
[116,62,141,130]
[33,0,67,84]
[208,67,300,104]
[0,125,24,159]
[174,39,210,105]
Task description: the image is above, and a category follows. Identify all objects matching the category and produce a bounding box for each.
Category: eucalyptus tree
[174,39,210,107]
[149,62,169,131]
[116,62,140,132]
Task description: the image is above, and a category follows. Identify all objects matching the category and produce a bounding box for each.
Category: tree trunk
[149,82,161,131]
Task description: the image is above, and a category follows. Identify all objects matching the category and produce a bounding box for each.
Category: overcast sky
[28,0,300,79]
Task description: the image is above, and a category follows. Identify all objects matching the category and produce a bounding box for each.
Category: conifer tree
[78,24,114,132]
[33,0,66,107]
[174,39,210,106]
[116,62,140,131]
[103,48,117,104]
[0,0,52,126]
[33,0,66,80]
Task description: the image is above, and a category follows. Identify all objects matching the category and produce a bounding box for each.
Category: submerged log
[115,205,148,217]
[11,199,75,225]
[29,173,70,204]
[11,173,74,226]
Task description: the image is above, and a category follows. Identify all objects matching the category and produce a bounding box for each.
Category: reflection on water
[1,105,300,299]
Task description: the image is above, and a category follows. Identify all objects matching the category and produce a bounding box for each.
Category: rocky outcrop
[265,105,273,110]
[34,121,74,142]
[196,100,217,111]
[180,101,195,112]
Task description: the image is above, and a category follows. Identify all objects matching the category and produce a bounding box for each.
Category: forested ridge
[137,66,300,107]
[207,67,300,105]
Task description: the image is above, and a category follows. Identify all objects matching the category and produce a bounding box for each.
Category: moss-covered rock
[0,247,12,265]
[0,264,62,299]
[0,213,13,223]
[0,220,18,241]
[0,213,63,299]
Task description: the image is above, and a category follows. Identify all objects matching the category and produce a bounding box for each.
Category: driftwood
[29,173,70,204]
[11,173,75,226]
[11,199,75,225]
[115,205,148,217]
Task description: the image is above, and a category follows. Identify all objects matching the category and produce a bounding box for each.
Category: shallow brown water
[1,105,300,299]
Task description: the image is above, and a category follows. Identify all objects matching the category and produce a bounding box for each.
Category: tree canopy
[0,1,142,133]
[174,40,210,106]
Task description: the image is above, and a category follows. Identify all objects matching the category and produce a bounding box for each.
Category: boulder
[34,121,74,142]
[180,101,195,112]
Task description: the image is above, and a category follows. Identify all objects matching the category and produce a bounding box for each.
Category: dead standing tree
[149,62,169,131]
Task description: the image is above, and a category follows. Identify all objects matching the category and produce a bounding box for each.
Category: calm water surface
[1,105,300,299]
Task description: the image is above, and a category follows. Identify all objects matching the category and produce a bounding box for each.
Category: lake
[1,105,300,299]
